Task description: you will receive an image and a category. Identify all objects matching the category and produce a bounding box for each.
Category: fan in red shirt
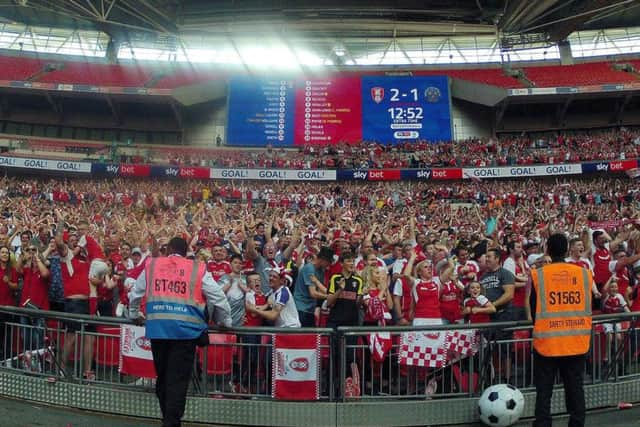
[592,230,613,292]
[463,281,496,324]
[0,246,18,306]
[17,245,50,355]
[455,246,480,288]
[502,241,529,321]
[354,240,385,272]
[439,260,465,324]
[607,247,640,304]
[206,244,232,282]
[566,238,593,272]
[56,229,96,380]
[17,245,50,310]
[0,245,18,353]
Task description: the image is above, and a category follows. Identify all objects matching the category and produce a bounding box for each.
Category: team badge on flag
[272,334,320,400]
[371,87,385,103]
[119,325,156,379]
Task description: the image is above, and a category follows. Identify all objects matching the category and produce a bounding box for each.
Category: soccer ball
[477,384,525,426]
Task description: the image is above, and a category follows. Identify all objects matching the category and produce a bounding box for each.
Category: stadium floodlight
[333,44,346,57]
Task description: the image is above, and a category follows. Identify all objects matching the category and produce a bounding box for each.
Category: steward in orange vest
[144,256,207,340]
[529,233,592,427]
[531,263,592,356]
[128,237,231,427]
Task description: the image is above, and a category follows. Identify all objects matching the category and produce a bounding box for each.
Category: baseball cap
[131,247,142,256]
[527,254,544,266]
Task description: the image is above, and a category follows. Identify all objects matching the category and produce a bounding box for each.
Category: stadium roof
[0,1,637,42]
[0,1,638,67]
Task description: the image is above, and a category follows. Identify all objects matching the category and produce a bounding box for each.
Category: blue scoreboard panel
[361,76,452,143]
[226,78,296,146]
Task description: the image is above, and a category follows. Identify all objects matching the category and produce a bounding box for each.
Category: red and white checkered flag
[399,330,448,368]
[445,329,479,357]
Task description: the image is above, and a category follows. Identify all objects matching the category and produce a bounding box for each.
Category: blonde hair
[197,249,211,262]
[361,265,387,294]
[415,259,433,278]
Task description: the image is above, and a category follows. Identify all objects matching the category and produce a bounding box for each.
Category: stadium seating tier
[0,54,637,89]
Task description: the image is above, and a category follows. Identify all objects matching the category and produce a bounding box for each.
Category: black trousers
[327,323,357,387]
[151,338,197,427]
[533,351,586,427]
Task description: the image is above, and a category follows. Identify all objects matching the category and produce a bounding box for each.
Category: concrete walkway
[1,395,638,427]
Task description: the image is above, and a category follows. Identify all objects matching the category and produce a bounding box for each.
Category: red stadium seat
[0,56,43,80]
[523,62,637,87]
[0,54,637,90]
[39,62,152,87]
[154,67,223,89]
[198,333,236,375]
[93,325,120,367]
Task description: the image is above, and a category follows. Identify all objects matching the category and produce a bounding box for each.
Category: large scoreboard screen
[226,75,451,146]
[361,76,451,143]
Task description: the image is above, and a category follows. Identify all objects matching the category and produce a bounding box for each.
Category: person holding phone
[16,245,50,369]
[326,252,363,393]
[0,245,18,355]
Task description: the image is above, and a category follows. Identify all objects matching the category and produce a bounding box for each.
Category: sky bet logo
[596,163,609,172]
[416,170,431,179]
[120,165,136,175]
[106,165,119,174]
[353,170,368,180]
[165,167,179,177]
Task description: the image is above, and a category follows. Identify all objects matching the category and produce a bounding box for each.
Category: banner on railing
[272,334,320,401]
[119,324,156,379]
[399,329,478,368]
[4,155,640,182]
[0,155,91,173]
[462,164,582,180]
[400,330,448,368]
[210,168,336,181]
[336,169,403,181]
[581,159,639,174]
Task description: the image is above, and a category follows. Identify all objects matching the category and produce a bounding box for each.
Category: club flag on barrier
[445,329,479,357]
[399,330,448,368]
[272,334,320,400]
[399,329,479,367]
[119,324,157,379]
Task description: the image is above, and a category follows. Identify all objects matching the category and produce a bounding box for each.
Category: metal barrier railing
[0,306,638,402]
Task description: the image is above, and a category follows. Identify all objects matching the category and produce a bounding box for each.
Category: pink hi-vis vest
[145,256,207,340]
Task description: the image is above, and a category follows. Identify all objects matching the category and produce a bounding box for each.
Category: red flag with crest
[272,334,320,400]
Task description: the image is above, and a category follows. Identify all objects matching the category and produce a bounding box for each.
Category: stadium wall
[184,99,227,146]
[451,98,492,139]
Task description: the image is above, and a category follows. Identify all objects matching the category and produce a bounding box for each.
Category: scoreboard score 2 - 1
[361,76,452,143]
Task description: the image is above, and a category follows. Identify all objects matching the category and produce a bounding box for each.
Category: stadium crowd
[0,174,639,387]
[161,128,640,168]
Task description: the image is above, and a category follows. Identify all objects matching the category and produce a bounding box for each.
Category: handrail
[1,304,636,333]
[0,305,334,334]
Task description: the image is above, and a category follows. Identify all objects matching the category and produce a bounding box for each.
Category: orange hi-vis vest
[145,256,207,340]
[531,263,593,357]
